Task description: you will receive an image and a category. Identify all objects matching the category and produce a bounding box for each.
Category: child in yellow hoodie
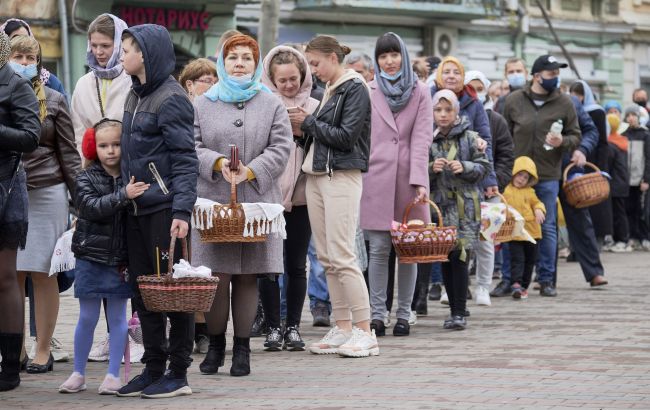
[503,156,546,299]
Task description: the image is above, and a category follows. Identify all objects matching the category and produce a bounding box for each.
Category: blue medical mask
[231,73,253,86]
[379,70,401,81]
[507,73,526,89]
[8,61,38,80]
[539,76,559,93]
[477,92,487,104]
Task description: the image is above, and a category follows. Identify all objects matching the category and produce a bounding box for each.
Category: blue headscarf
[604,100,622,114]
[576,80,604,113]
[204,46,271,103]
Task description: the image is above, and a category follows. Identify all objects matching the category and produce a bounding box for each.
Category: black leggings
[441,250,468,317]
[0,248,23,333]
[509,241,538,289]
[260,206,311,328]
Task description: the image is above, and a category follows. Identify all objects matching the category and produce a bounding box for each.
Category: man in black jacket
[116,24,198,399]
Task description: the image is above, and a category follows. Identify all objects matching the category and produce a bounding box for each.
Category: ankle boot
[412,269,429,315]
[0,333,23,392]
[199,334,226,375]
[230,337,250,377]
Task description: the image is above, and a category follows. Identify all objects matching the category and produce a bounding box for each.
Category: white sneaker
[475,286,491,306]
[308,326,351,355]
[629,239,642,250]
[88,334,109,362]
[440,292,449,305]
[383,314,392,328]
[122,334,145,364]
[98,373,122,395]
[642,240,650,252]
[59,372,86,394]
[408,310,418,325]
[28,337,69,362]
[611,241,632,253]
[337,327,379,358]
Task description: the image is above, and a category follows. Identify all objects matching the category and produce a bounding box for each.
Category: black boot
[230,337,250,377]
[250,299,266,337]
[413,270,429,316]
[199,334,225,375]
[0,333,23,392]
[428,283,442,301]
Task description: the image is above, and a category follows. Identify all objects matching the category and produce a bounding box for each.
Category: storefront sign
[117,6,210,31]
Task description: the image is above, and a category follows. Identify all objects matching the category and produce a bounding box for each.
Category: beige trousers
[306,170,370,324]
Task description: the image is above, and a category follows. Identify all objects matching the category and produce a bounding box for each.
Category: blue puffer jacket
[430,84,498,190]
[120,24,198,222]
[561,96,597,170]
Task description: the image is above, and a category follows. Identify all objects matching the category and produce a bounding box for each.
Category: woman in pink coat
[360,32,433,337]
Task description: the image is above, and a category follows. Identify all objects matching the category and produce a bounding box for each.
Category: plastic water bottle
[544,119,563,151]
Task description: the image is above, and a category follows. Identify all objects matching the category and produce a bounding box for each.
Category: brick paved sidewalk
[3,252,650,409]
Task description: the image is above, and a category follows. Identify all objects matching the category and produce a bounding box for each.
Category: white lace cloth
[192,197,286,239]
[49,228,75,276]
[172,259,212,279]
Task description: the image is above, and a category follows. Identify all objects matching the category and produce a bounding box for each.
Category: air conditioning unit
[433,27,458,58]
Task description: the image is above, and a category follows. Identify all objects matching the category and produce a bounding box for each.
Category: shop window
[561,0,581,11]
[592,0,619,17]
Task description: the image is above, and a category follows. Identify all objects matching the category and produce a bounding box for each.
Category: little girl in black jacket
[59,119,149,395]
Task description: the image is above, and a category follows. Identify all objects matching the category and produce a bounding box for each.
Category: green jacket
[503,84,581,181]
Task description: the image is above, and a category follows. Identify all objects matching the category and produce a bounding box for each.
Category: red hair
[221,35,260,66]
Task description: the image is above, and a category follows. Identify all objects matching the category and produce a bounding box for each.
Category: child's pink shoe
[98,373,122,395]
[59,372,86,393]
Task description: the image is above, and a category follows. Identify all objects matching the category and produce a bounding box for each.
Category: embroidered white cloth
[49,228,76,276]
[172,259,212,279]
[192,198,286,239]
[480,202,536,244]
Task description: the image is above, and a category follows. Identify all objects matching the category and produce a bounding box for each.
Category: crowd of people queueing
[1,11,649,399]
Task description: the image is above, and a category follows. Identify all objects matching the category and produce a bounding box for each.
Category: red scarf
[608,132,628,152]
[456,84,477,101]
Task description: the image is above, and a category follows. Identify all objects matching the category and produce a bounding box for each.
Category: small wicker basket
[562,162,610,209]
[494,193,515,243]
[195,145,267,243]
[391,199,457,264]
[137,234,219,313]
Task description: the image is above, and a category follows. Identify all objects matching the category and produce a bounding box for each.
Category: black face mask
[635,99,648,108]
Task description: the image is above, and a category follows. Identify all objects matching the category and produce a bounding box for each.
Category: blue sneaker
[140,370,192,399]
[116,368,155,397]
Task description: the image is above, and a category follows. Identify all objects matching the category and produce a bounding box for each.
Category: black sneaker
[283,326,305,351]
[490,280,511,297]
[450,315,467,330]
[140,370,192,399]
[250,303,266,338]
[370,319,386,337]
[392,318,410,336]
[428,283,442,301]
[540,282,558,297]
[263,327,282,351]
[311,303,331,327]
[116,368,156,397]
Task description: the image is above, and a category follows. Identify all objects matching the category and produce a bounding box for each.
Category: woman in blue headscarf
[192,35,291,377]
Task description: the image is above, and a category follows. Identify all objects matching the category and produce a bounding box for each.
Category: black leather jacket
[72,162,129,266]
[301,78,370,174]
[0,63,41,180]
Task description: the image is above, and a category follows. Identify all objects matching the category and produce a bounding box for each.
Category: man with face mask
[502,54,581,297]
[633,88,650,127]
[495,57,528,114]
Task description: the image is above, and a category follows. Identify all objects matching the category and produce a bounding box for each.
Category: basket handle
[562,161,601,184]
[402,198,443,228]
[167,232,189,275]
[229,145,239,207]
[496,192,511,218]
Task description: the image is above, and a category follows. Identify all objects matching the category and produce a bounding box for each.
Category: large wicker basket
[494,193,515,243]
[137,234,219,313]
[391,199,457,264]
[195,145,267,243]
[562,162,610,209]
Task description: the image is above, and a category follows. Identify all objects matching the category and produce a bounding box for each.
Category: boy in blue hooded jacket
[116,24,198,399]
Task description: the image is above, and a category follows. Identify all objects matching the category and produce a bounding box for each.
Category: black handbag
[0,154,23,220]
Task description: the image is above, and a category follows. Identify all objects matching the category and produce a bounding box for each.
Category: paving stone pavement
[3,252,650,409]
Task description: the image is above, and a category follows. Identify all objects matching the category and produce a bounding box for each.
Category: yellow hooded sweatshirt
[503,156,546,240]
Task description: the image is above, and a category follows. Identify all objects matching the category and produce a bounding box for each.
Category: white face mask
[231,73,253,85]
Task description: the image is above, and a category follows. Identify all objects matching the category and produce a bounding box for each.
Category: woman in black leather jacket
[290,35,377,358]
[0,31,41,392]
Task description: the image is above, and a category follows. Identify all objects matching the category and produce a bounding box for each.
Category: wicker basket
[195,145,268,243]
[391,199,457,264]
[562,162,610,209]
[137,234,219,313]
[494,193,515,243]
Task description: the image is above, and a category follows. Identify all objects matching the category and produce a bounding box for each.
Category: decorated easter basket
[137,234,219,313]
[390,199,457,263]
[562,162,610,209]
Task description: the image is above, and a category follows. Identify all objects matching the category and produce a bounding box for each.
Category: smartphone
[287,106,300,113]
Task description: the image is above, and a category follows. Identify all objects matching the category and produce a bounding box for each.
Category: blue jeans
[501,243,511,282]
[307,240,330,312]
[430,262,442,284]
[534,180,560,284]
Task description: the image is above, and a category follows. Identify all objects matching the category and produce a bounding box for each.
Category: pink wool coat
[360,80,434,231]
